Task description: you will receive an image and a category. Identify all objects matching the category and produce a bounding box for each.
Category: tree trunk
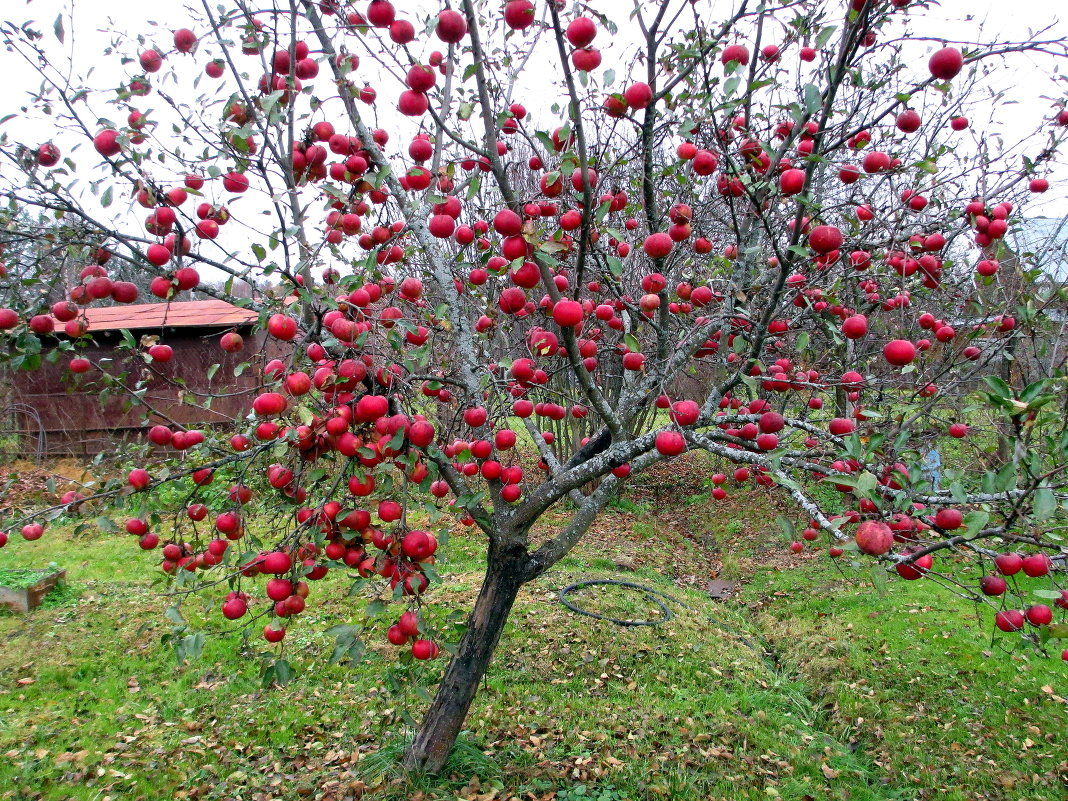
[401,546,528,774]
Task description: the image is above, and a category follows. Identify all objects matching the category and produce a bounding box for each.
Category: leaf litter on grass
[1,456,1066,800]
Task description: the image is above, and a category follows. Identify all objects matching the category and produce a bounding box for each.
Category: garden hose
[557,578,776,668]
[558,579,676,627]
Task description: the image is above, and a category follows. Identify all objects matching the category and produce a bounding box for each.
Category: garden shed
[4,299,268,457]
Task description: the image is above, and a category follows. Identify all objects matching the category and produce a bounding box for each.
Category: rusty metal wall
[7,327,273,457]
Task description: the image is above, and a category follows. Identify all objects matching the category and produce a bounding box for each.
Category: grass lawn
[0,455,1065,801]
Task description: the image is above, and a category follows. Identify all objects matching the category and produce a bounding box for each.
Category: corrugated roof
[64,299,259,332]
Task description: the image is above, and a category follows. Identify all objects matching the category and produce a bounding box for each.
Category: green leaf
[994,462,1017,493]
[329,640,350,665]
[179,632,205,663]
[273,658,294,685]
[776,515,795,539]
[822,473,857,488]
[1032,589,1064,600]
[54,14,65,43]
[870,565,888,598]
[854,471,878,497]
[326,623,358,638]
[365,599,387,618]
[1047,623,1068,639]
[624,333,640,353]
[346,578,369,598]
[1019,379,1049,403]
[603,68,616,87]
[328,624,362,664]
[1033,487,1056,520]
[1025,395,1055,413]
[961,510,989,537]
[101,185,113,208]
[981,470,997,495]
[815,25,836,49]
[165,605,186,626]
[803,83,822,114]
[95,516,118,533]
[892,428,911,454]
[466,173,481,199]
[982,375,1013,399]
[344,639,366,664]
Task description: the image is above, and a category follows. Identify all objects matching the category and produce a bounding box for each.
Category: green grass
[0,567,62,589]
[745,556,1066,801]
[0,465,1065,801]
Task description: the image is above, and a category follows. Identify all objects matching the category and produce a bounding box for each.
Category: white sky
[1,0,1067,246]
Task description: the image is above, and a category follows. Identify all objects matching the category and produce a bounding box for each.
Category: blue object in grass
[922,447,942,493]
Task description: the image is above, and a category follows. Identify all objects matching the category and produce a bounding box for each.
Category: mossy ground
[0,454,1064,801]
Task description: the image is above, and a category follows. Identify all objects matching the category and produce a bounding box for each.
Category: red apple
[994,553,1023,576]
[994,609,1024,632]
[808,225,843,254]
[1021,554,1051,577]
[503,0,535,30]
[654,430,686,456]
[566,17,597,48]
[979,575,1007,596]
[36,143,61,166]
[928,47,963,81]
[411,639,439,659]
[841,315,867,339]
[855,520,893,555]
[94,129,121,157]
[174,28,197,53]
[643,233,673,259]
[883,340,916,366]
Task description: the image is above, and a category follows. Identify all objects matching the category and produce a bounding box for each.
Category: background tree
[1,0,1068,774]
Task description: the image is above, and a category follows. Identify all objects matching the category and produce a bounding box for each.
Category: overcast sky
[2,0,1067,225]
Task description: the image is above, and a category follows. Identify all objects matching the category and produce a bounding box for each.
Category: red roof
[71,299,259,332]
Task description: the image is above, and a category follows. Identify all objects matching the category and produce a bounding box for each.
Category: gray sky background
[2,0,1066,240]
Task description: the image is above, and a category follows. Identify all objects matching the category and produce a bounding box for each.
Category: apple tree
[1,0,1068,773]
